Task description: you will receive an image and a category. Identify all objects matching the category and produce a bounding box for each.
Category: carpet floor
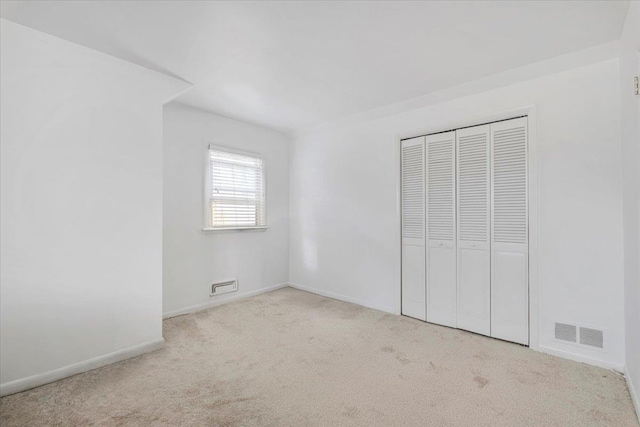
[0,287,638,426]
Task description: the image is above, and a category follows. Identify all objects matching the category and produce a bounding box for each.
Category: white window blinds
[207,148,266,229]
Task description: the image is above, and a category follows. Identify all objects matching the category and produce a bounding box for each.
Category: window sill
[202,226,269,232]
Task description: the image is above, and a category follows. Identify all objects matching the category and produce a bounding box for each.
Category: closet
[401,117,528,346]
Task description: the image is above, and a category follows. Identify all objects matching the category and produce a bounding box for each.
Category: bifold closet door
[490,117,529,345]
[426,132,456,328]
[456,125,491,336]
[401,137,426,321]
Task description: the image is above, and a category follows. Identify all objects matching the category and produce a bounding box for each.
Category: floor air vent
[210,280,238,296]
[579,327,604,348]
[555,323,604,349]
[555,323,577,343]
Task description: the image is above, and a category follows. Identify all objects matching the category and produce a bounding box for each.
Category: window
[205,146,266,230]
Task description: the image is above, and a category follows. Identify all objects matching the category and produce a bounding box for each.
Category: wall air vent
[210,280,238,296]
[555,323,577,343]
[579,327,604,349]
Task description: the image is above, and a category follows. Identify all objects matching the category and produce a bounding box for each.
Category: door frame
[394,104,539,351]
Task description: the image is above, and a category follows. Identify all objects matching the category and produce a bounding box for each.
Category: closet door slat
[426,131,456,328]
[490,117,529,345]
[456,124,491,337]
[401,136,426,321]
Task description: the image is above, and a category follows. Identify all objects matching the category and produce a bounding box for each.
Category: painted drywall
[620,0,640,417]
[289,58,625,369]
[162,103,289,317]
[0,1,629,133]
[0,19,189,393]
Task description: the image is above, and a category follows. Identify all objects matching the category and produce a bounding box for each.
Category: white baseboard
[163,283,288,319]
[538,345,624,372]
[288,282,394,314]
[0,338,164,397]
[625,366,640,424]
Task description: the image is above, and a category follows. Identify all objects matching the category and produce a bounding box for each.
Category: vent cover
[401,141,425,240]
[210,280,238,296]
[555,323,577,342]
[555,323,604,349]
[579,327,604,348]
[427,135,455,241]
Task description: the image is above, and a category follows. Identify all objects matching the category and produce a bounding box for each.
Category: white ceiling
[0,1,630,134]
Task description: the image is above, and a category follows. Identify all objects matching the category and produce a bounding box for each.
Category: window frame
[203,143,268,232]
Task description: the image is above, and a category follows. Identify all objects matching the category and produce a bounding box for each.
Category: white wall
[289,58,625,369]
[0,20,189,394]
[620,0,640,416]
[163,103,289,317]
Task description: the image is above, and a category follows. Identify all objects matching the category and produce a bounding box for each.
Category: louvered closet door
[456,125,491,336]
[425,131,457,328]
[401,137,426,321]
[490,118,528,345]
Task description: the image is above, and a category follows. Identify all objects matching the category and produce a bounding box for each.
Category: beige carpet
[0,287,637,426]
